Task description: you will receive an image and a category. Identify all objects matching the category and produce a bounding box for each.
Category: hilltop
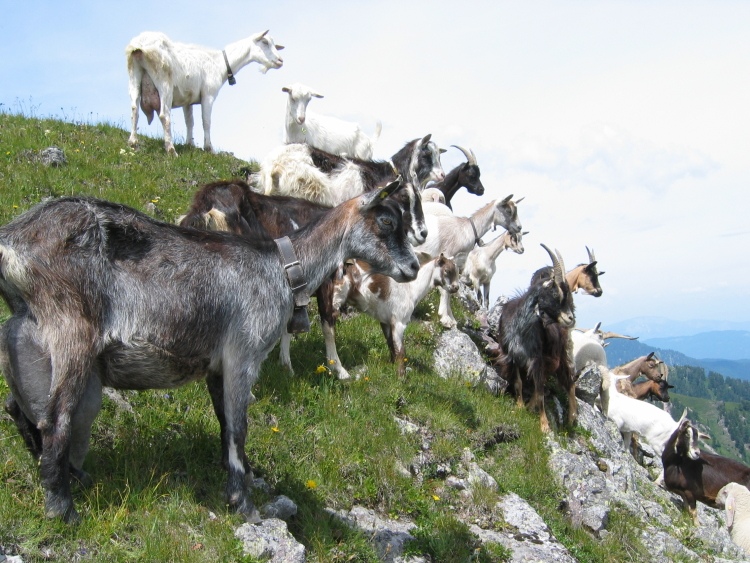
[0,113,748,562]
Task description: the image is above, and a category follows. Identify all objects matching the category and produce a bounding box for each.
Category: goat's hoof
[70,466,93,489]
[45,496,79,524]
[235,498,261,524]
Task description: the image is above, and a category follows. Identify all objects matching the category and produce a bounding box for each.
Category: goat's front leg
[220,365,260,523]
[320,281,351,380]
[437,286,457,328]
[390,322,407,377]
[278,332,294,374]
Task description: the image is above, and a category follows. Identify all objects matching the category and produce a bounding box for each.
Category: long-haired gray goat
[0,182,418,523]
[496,244,576,432]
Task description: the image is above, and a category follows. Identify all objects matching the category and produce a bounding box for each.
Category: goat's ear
[439,148,447,154]
[699,431,711,441]
[598,270,606,276]
[282,86,291,93]
[421,133,432,144]
[276,44,285,50]
[313,93,324,99]
[362,180,400,209]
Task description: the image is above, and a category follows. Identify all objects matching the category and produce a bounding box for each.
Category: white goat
[332,254,459,376]
[572,323,609,374]
[412,195,523,328]
[421,187,446,205]
[126,30,284,156]
[282,83,382,159]
[717,482,750,553]
[463,230,527,309]
[602,370,680,458]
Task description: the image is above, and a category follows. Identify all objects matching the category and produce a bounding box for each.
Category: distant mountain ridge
[606,316,750,340]
[643,330,750,361]
[604,338,750,380]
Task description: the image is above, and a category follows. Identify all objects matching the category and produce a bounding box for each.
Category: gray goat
[0,181,418,523]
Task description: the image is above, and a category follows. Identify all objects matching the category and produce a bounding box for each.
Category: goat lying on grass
[0,182,418,523]
[126,30,284,156]
[332,253,459,376]
[282,82,382,159]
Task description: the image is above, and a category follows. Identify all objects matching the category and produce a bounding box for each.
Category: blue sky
[2,1,750,333]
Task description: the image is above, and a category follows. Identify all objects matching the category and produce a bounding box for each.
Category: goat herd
[0,28,748,552]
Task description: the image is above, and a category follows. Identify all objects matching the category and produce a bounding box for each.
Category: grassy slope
[0,112,665,562]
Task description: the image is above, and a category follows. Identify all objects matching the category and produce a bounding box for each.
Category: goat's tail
[371,120,383,145]
[0,244,31,293]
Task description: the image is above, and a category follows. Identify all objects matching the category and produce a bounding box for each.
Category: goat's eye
[382,218,392,226]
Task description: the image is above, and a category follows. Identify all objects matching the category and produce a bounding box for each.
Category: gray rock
[469,493,576,562]
[433,328,506,394]
[260,495,298,521]
[235,518,305,563]
[39,146,66,167]
[575,363,603,405]
[329,505,418,563]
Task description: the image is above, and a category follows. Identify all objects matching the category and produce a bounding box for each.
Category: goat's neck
[485,235,511,262]
[286,202,357,293]
[433,166,461,201]
[223,37,263,74]
[468,200,499,238]
[410,259,441,302]
[565,266,584,292]
[614,357,645,381]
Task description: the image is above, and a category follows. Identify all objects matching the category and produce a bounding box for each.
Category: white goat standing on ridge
[463,230,528,309]
[282,83,382,159]
[126,30,284,156]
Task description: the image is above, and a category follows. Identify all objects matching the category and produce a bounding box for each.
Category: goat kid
[463,230,527,309]
[126,30,284,156]
[414,195,524,328]
[663,416,749,524]
[613,352,667,397]
[282,82,382,159]
[333,254,459,376]
[496,244,576,432]
[0,182,417,523]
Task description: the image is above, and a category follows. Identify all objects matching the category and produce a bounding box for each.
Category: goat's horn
[515,196,525,204]
[540,244,564,285]
[555,249,567,282]
[259,30,269,38]
[586,246,596,263]
[451,145,477,165]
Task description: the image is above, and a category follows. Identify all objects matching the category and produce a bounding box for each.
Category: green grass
[0,110,655,562]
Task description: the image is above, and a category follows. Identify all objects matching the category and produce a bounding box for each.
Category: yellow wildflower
[305,480,317,490]
[316,365,328,374]
[432,495,440,501]
[271,426,279,433]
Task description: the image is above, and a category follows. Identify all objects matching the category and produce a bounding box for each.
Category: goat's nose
[420,228,428,241]
[298,116,305,124]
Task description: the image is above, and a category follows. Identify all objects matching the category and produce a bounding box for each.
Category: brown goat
[663,416,750,524]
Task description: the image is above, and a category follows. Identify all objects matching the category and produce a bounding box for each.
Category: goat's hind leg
[212,364,260,522]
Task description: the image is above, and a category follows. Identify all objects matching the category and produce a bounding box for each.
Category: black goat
[0,182,418,523]
[496,244,576,432]
[428,145,484,210]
